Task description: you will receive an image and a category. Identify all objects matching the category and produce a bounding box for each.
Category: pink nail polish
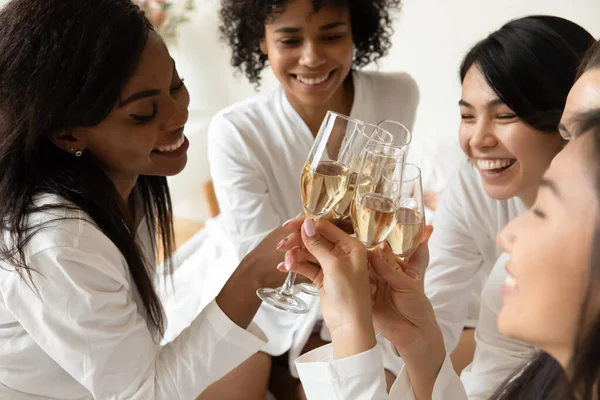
[303,219,316,237]
[282,218,294,227]
[277,238,288,250]
[276,262,285,271]
[284,256,292,271]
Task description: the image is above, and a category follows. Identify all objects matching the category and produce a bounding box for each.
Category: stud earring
[70,148,83,157]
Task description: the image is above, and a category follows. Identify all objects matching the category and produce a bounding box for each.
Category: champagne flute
[377,120,412,149]
[331,124,393,220]
[351,145,405,249]
[386,164,425,259]
[256,111,361,312]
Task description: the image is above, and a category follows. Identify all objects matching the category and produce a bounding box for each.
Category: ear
[50,128,87,155]
[259,37,268,55]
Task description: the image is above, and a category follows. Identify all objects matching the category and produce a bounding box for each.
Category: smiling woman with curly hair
[203,0,418,398]
[219,0,401,86]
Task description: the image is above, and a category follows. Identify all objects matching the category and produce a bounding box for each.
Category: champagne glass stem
[278,271,297,296]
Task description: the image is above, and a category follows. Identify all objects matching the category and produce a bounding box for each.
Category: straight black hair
[0,0,175,335]
[460,15,595,133]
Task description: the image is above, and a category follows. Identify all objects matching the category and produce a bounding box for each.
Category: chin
[149,157,188,177]
[498,307,528,343]
[482,186,515,201]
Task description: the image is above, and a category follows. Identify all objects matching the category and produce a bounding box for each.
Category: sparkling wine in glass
[331,124,393,220]
[386,163,425,259]
[256,111,362,312]
[351,144,405,249]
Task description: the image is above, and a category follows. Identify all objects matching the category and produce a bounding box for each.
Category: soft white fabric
[207,71,422,376]
[0,196,267,399]
[460,253,535,399]
[296,344,467,400]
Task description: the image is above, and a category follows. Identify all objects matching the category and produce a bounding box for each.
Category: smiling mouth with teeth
[476,158,516,172]
[155,134,185,153]
[504,274,518,290]
[295,71,333,86]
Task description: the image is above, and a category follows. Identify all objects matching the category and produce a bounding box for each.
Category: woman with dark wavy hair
[206,0,417,398]
[0,0,296,398]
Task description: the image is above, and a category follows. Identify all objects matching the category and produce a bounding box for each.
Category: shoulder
[356,70,419,101]
[17,194,119,265]
[0,194,128,292]
[440,160,489,208]
[208,87,284,145]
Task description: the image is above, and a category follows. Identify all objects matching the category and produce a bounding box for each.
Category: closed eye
[497,114,517,120]
[130,104,157,125]
[280,39,301,46]
[532,207,546,218]
[170,78,185,93]
[323,35,343,42]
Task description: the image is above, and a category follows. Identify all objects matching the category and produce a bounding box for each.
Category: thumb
[369,248,418,289]
[301,219,351,269]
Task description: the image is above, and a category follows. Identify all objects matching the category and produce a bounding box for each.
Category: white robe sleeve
[423,166,487,351]
[3,243,267,399]
[207,113,283,260]
[390,354,468,400]
[296,344,389,399]
[296,344,467,400]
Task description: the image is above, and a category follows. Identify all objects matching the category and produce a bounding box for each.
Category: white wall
[167,0,600,221]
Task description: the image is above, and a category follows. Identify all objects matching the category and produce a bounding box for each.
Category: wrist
[398,320,446,377]
[330,318,377,360]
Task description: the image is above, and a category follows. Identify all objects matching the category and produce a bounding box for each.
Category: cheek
[502,132,559,175]
[458,123,471,155]
[267,49,292,74]
[502,229,587,346]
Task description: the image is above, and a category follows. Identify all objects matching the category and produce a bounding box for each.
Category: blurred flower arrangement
[134,0,195,43]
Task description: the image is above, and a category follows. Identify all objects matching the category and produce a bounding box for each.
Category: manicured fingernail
[277,238,288,250]
[282,218,294,227]
[303,219,316,237]
[277,262,286,271]
[284,256,292,271]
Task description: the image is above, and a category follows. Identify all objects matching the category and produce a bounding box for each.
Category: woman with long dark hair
[287,40,600,399]
[0,1,296,398]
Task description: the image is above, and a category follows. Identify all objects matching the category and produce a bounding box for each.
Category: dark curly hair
[219,0,401,86]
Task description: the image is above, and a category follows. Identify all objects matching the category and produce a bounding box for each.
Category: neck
[288,73,355,137]
[104,169,138,218]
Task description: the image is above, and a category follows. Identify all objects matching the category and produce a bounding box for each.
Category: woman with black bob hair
[0,0,299,398]
[207,0,419,397]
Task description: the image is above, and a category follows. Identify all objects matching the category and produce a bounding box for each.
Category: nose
[162,91,189,132]
[469,119,497,150]
[497,217,518,254]
[298,42,326,69]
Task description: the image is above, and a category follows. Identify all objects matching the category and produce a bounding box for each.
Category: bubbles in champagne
[386,207,425,258]
[301,161,350,219]
[351,193,396,248]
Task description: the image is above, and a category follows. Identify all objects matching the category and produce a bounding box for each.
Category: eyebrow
[274,21,347,34]
[539,178,563,200]
[458,98,506,108]
[118,59,177,108]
